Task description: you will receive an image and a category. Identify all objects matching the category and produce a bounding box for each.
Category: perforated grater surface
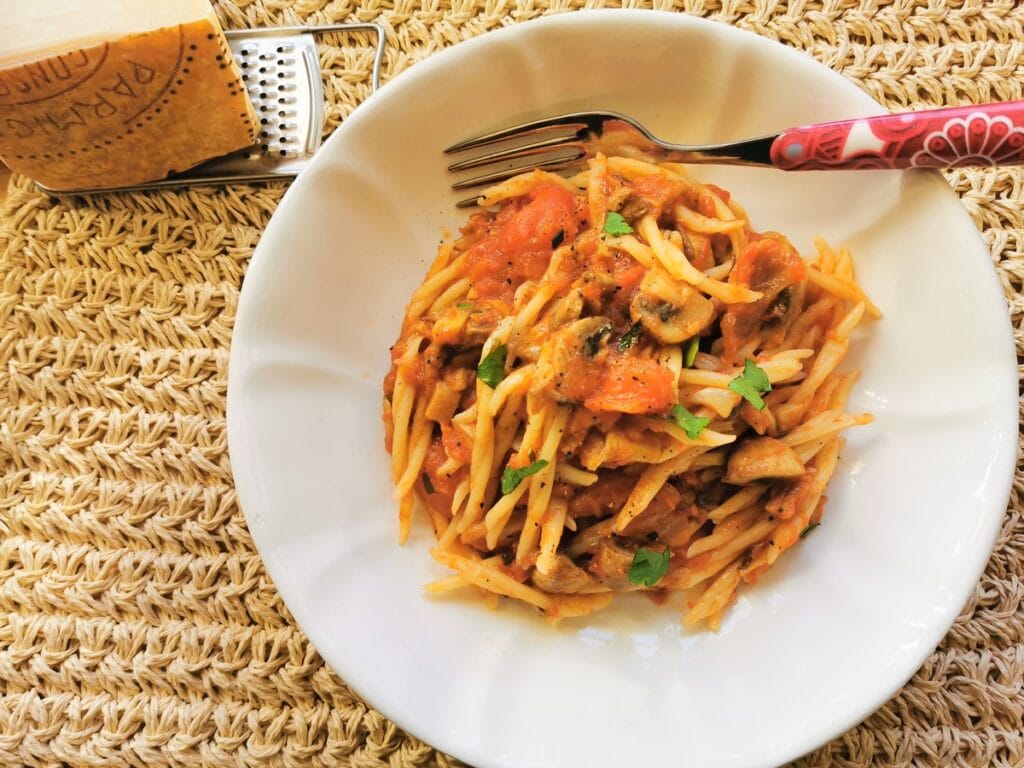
[36,23,384,195]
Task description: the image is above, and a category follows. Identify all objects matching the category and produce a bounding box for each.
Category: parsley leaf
[800,522,820,539]
[456,301,475,311]
[603,211,633,236]
[727,358,772,410]
[500,459,549,494]
[617,321,643,352]
[627,547,671,588]
[421,473,436,494]
[684,336,700,368]
[477,345,508,389]
[670,404,710,440]
[551,229,565,249]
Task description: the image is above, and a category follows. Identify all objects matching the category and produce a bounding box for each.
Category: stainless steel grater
[36,22,384,195]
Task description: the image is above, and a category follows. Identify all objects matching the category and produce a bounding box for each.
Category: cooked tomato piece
[608,251,645,296]
[465,181,580,302]
[704,183,731,204]
[584,354,676,414]
[498,182,576,253]
[697,193,718,217]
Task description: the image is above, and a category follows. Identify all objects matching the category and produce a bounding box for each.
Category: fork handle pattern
[770,101,1024,170]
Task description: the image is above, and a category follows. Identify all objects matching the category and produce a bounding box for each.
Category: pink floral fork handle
[769,101,1024,170]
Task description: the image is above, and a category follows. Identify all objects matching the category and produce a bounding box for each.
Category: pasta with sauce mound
[383,153,878,628]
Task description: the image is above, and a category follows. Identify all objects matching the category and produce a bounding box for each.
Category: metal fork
[446,102,1024,205]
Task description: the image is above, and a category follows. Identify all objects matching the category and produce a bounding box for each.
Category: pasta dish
[383,152,877,628]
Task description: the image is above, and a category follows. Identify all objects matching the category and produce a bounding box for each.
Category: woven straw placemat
[1,2,1022,766]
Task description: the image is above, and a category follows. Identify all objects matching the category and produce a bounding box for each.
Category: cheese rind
[0,15,258,190]
[0,0,217,68]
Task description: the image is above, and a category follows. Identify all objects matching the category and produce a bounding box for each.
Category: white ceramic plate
[227,10,1017,768]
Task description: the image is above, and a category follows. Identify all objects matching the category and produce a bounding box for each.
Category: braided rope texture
[1,1,1022,766]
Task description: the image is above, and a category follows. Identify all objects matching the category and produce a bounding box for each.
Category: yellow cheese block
[0,7,257,191]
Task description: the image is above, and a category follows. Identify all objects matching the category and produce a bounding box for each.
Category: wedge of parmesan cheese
[0,0,258,191]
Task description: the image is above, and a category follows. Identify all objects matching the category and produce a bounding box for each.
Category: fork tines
[445,116,599,200]
[445,117,593,153]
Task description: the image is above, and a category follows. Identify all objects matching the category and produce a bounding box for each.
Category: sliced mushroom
[738,398,778,437]
[463,303,505,345]
[425,368,473,422]
[618,482,684,537]
[430,305,471,345]
[606,183,633,213]
[725,437,805,485]
[531,555,602,594]
[617,194,651,223]
[578,429,668,470]
[578,271,619,313]
[720,235,806,359]
[630,269,714,344]
[533,316,613,401]
[589,541,640,590]
[548,286,585,328]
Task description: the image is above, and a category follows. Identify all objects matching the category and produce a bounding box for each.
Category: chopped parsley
[727,358,772,410]
[800,522,820,539]
[627,547,671,588]
[602,211,633,236]
[476,344,508,389]
[500,459,549,494]
[670,404,710,440]
[455,301,475,311]
[421,473,436,494]
[617,321,643,352]
[684,336,700,367]
[551,229,565,249]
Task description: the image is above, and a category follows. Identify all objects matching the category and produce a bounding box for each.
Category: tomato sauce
[440,421,472,465]
[420,437,465,516]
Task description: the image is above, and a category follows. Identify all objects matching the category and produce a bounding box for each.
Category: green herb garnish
[627,547,671,588]
[727,358,772,410]
[617,321,643,352]
[800,522,820,539]
[456,301,475,311]
[422,473,436,494]
[500,459,549,494]
[477,344,508,389]
[602,211,633,236]
[684,336,700,367]
[670,404,710,440]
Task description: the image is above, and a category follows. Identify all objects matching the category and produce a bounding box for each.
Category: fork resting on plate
[446,101,1024,203]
